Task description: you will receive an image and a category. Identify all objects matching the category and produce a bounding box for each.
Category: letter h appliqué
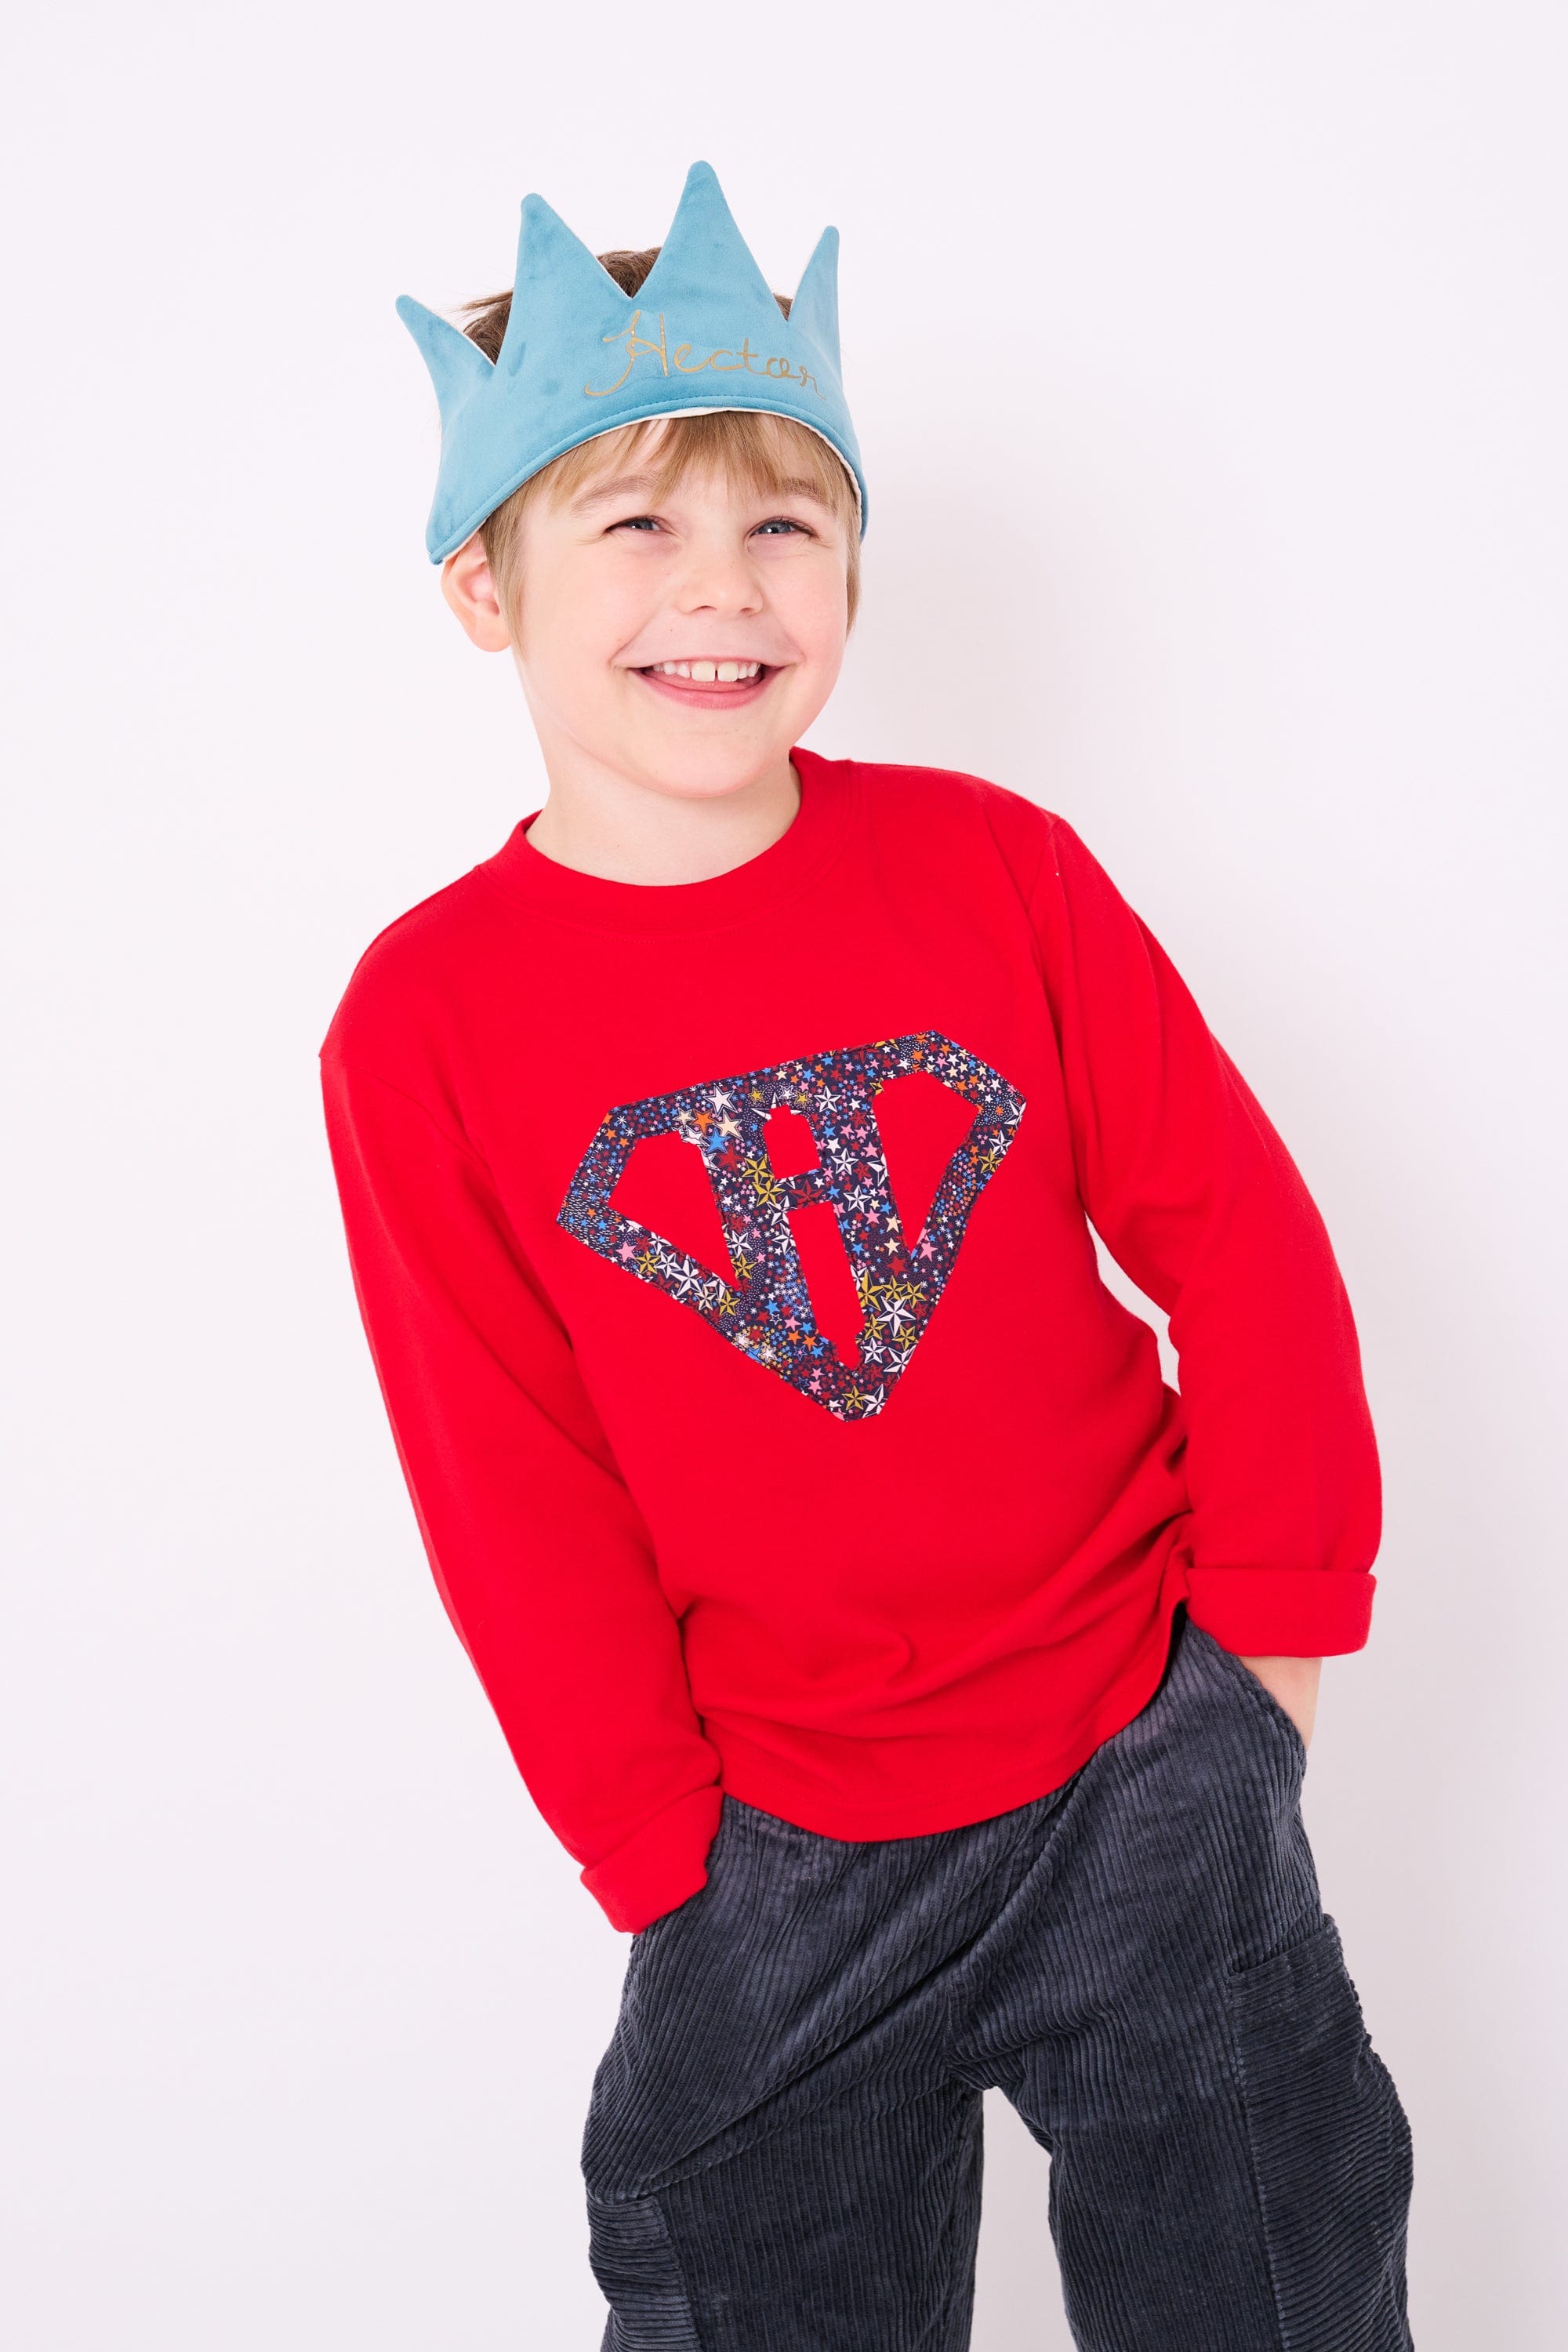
[557,1030,1025,1421]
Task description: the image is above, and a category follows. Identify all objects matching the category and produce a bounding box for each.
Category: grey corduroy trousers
[582,1611,1414,2349]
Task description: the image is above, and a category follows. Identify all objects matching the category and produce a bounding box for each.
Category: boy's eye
[610,514,662,533]
[753,517,809,537]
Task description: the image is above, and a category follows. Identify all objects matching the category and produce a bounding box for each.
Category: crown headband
[396,160,867,563]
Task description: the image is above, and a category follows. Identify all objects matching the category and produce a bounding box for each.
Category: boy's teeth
[653,660,761,682]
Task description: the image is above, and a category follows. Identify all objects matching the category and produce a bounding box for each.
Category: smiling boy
[321,165,1413,2350]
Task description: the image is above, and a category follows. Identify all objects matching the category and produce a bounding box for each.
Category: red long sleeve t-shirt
[320,749,1380,1933]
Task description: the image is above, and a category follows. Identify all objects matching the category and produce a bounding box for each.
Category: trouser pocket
[1183,1618,1309,1777]
[1225,1916,1414,2350]
[586,2189,702,2350]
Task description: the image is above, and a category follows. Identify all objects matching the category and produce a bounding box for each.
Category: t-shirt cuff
[579,1783,725,1933]
[1183,1567,1377,1657]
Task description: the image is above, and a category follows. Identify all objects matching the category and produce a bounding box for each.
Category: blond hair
[452,249,862,633]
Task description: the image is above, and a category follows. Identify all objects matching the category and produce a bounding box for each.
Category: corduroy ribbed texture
[581,1613,1413,2349]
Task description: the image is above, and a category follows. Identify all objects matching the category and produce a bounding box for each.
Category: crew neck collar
[476,745,856,935]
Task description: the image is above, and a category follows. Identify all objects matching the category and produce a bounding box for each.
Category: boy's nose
[671,543,764,615]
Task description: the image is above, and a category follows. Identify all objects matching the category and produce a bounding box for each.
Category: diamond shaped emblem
[558,1030,1025,1420]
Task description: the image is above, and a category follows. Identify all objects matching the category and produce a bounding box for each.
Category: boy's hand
[1236,1654,1322,1750]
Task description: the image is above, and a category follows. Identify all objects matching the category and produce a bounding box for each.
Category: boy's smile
[631,655,775,710]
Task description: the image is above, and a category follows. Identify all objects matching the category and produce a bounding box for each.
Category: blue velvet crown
[396,160,867,563]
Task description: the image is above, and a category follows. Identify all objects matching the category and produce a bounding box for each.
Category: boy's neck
[523,750,803,887]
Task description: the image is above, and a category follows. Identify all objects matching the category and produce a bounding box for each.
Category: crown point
[789,226,844,379]
[395,295,495,422]
[510,191,629,313]
[643,158,776,315]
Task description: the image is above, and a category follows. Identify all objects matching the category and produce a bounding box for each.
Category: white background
[3,3,1564,2344]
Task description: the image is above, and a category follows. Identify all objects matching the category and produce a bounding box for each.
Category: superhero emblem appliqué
[557,1031,1025,1421]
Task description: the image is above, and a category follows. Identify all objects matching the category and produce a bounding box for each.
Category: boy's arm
[1025,812,1381,1657]
[1237,1653,1321,1746]
[320,1052,724,1933]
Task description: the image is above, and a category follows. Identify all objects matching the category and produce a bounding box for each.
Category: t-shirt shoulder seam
[968,778,1064,916]
[851,758,1068,930]
[1032,807,1072,898]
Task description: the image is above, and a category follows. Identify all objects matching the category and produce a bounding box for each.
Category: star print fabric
[557,1033,1025,1421]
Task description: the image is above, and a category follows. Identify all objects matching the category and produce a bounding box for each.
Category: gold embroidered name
[586,310,820,399]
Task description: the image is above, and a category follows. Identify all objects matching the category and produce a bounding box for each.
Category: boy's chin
[601,689,813,796]
[599,720,797,801]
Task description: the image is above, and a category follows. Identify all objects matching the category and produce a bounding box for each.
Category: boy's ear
[441,534,513,652]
